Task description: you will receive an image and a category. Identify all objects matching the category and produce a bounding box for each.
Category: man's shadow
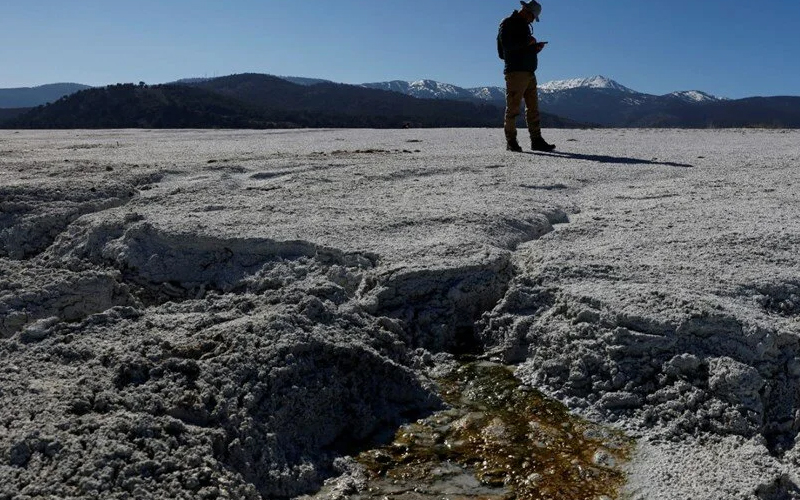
[528,150,695,169]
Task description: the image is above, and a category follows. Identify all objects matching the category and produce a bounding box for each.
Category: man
[497,0,556,153]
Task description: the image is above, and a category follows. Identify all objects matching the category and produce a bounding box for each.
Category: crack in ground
[0,172,163,260]
[8,188,798,498]
[2,203,569,498]
[476,276,800,459]
[2,173,652,499]
[755,474,800,500]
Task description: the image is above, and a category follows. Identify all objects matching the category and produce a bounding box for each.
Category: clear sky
[2,0,799,98]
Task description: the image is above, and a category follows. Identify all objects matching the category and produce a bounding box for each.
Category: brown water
[354,362,633,500]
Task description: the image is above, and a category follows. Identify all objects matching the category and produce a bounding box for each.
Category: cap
[520,0,542,21]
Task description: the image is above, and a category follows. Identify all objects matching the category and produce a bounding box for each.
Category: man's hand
[535,41,548,53]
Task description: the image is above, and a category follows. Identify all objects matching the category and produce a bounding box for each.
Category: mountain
[358,75,726,109]
[181,73,500,127]
[0,83,91,108]
[3,83,298,129]
[279,76,333,86]
[362,80,477,101]
[170,78,214,85]
[661,96,800,128]
[534,76,800,127]
[359,75,800,128]
[181,73,580,128]
[4,74,799,129]
[362,79,507,104]
[667,90,720,104]
[467,86,507,102]
[4,74,584,129]
[535,75,731,127]
[538,76,637,94]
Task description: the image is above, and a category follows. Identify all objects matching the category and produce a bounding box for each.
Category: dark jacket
[497,11,538,74]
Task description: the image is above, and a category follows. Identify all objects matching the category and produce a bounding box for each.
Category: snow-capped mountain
[538,75,636,94]
[359,75,723,105]
[202,74,756,127]
[364,75,643,102]
[362,80,510,102]
[668,90,722,103]
[355,75,737,126]
[467,86,507,101]
[362,80,477,100]
[259,73,794,127]
[5,73,798,129]
[534,78,730,126]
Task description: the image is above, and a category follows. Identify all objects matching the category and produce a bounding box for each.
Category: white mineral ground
[0,128,798,499]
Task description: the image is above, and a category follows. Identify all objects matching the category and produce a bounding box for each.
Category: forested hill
[3,74,584,129]
[182,73,527,127]
[2,84,297,129]
[0,108,31,124]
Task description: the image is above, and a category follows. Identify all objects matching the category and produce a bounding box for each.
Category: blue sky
[2,0,799,98]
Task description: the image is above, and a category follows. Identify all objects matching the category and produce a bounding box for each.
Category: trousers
[504,71,541,141]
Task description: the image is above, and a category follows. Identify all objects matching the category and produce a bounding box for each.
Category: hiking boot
[531,136,556,152]
[506,139,523,152]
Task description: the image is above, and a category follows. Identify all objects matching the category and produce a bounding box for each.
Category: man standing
[497,0,556,152]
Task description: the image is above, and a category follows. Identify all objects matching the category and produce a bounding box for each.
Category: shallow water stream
[323,361,634,499]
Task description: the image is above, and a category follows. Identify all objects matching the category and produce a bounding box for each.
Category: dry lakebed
[1,128,799,499]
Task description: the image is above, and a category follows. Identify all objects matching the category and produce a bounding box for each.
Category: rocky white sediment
[1,128,798,499]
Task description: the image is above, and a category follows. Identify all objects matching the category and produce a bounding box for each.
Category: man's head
[519,0,542,22]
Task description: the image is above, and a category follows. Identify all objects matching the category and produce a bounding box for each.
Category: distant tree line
[2,75,582,129]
